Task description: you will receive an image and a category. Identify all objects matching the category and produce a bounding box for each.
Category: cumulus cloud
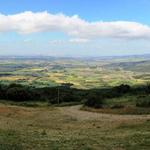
[0,11,150,39]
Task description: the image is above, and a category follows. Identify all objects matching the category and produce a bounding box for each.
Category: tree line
[0,83,150,107]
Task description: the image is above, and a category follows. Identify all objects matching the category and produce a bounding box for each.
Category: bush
[6,87,31,101]
[146,83,150,93]
[7,83,23,88]
[85,94,104,108]
[61,94,79,102]
[114,84,131,94]
[136,96,150,107]
[111,104,124,109]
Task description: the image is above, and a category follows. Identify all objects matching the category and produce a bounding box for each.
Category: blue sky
[0,0,150,56]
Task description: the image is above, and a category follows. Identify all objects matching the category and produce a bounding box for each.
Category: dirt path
[0,103,150,123]
[59,105,150,122]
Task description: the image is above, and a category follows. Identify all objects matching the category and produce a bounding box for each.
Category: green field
[0,56,149,89]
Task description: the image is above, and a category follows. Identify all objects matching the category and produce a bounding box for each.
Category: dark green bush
[85,94,104,108]
[111,104,124,109]
[136,96,150,107]
[114,84,131,94]
[6,87,31,101]
[145,83,150,93]
[0,82,150,106]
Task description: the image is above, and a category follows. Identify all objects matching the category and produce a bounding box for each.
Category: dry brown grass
[0,104,150,150]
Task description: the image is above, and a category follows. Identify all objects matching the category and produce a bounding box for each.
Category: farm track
[59,105,150,121]
[0,103,150,122]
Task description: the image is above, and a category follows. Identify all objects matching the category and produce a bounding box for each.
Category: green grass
[116,121,150,150]
[83,95,150,115]
[0,103,150,150]
[83,105,150,115]
[0,57,148,89]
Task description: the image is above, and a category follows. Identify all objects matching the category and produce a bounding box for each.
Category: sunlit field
[0,56,149,89]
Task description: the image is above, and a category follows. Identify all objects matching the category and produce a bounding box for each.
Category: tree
[6,87,31,101]
[85,94,104,108]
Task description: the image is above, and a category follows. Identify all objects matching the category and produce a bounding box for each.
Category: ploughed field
[0,104,150,150]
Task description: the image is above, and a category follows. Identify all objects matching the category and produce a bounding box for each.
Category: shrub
[111,104,124,109]
[6,87,31,101]
[7,83,23,89]
[136,96,150,107]
[146,83,150,93]
[61,94,78,102]
[114,84,131,94]
[85,94,104,108]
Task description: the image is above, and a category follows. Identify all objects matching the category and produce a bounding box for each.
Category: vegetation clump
[136,96,150,107]
[1,82,150,110]
[111,104,125,109]
[85,94,104,108]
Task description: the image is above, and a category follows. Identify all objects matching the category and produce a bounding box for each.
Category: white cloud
[0,11,150,40]
[69,38,89,43]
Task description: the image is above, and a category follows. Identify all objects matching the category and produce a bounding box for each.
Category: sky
[0,0,150,56]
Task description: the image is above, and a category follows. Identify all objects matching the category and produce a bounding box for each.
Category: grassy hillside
[0,104,150,150]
